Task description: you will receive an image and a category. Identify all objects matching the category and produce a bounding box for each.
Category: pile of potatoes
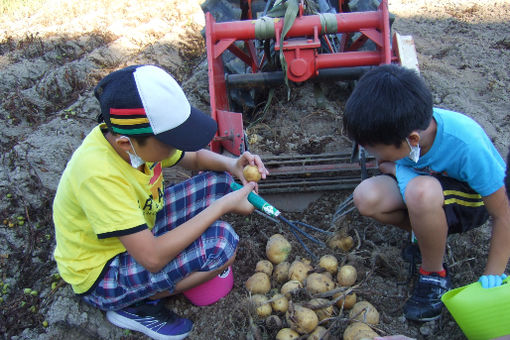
[244,234,381,340]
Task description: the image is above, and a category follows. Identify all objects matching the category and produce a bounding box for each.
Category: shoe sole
[106,311,191,340]
[405,313,442,322]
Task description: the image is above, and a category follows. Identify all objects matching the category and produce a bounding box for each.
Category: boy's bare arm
[118,183,256,273]
[178,150,268,184]
[482,186,510,275]
[178,149,235,172]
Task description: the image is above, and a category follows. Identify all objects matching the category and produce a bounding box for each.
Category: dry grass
[0,0,44,16]
[1,0,204,42]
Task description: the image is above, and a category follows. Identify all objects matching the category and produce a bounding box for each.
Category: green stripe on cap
[112,126,154,135]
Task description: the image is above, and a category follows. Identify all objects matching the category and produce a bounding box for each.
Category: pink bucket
[182,266,234,306]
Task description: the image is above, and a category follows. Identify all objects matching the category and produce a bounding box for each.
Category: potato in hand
[243,164,262,182]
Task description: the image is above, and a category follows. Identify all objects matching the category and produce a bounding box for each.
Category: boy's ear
[407,131,420,146]
[114,135,132,152]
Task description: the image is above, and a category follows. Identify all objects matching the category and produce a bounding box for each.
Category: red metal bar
[214,110,244,155]
[247,0,253,19]
[206,13,231,153]
[244,39,259,72]
[227,43,254,69]
[316,51,382,68]
[379,0,392,64]
[347,34,369,52]
[210,11,382,42]
[338,0,345,13]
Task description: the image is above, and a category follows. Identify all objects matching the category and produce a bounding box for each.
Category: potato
[271,293,289,313]
[286,304,319,334]
[251,294,272,317]
[305,273,335,295]
[301,258,312,266]
[333,291,357,309]
[273,261,290,283]
[289,260,312,283]
[343,322,378,340]
[245,272,271,294]
[307,326,329,340]
[280,280,303,299]
[327,233,354,252]
[307,298,333,321]
[243,164,261,182]
[318,255,338,275]
[337,264,357,287]
[255,259,273,276]
[266,234,292,264]
[349,301,380,325]
[276,328,300,340]
[339,235,354,251]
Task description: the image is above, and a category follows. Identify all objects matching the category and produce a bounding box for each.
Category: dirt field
[1,0,509,339]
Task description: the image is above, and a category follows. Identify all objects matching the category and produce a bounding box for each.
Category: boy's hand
[378,161,396,176]
[232,151,269,191]
[222,182,257,215]
[479,274,507,288]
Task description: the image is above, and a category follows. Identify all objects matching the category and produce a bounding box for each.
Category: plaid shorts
[82,171,239,311]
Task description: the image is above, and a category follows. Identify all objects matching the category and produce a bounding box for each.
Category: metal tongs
[230,182,332,260]
[331,143,370,226]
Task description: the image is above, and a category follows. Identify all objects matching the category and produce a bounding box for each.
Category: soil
[1,0,509,339]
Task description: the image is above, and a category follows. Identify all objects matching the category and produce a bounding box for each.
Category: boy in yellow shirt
[53,65,268,339]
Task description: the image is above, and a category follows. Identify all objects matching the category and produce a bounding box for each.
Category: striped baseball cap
[94,65,217,151]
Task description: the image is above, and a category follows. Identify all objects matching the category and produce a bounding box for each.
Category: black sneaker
[404,270,451,321]
[106,299,193,340]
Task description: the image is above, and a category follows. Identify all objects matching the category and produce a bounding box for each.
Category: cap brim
[153,107,217,151]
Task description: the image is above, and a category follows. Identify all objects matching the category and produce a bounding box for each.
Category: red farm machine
[202,0,419,193]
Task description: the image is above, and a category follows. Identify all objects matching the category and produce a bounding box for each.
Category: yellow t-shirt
[53,125,183,294]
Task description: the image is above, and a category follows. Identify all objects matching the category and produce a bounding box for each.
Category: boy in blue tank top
[342,64,510,322]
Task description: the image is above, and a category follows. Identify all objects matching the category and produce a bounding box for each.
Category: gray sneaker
[404,270,451,321]
[106,300,193,340]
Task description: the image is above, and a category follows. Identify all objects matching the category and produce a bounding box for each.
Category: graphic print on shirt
[141,162,164,215]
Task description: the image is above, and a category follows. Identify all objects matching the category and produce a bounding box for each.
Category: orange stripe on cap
[110,108,146,116]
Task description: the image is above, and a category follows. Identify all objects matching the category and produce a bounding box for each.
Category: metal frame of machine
[204,0,419,191]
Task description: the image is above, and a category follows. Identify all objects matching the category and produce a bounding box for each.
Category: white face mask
[406,138,421,163]
[118,136,145,168]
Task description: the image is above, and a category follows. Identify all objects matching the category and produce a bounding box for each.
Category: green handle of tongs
[230,182,281,218]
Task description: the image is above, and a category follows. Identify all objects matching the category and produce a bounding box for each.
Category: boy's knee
[353,182,381,216]
[208,221,238,255]
[405,177,443,210]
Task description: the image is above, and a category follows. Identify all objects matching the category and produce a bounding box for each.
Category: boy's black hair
[343,64,433,147]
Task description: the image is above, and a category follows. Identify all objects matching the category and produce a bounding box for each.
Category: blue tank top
[395,108,505,199]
